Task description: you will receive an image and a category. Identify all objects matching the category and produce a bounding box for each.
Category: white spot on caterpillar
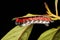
[42,21,46,24]
[30,20,34,24]
[21,24,26,26]
[39,20,42,23]
[33,20,38,23]
[22,20,31,26]
[43,21,49,24]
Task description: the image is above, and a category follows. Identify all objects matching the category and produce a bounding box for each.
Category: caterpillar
[15,15,54,26]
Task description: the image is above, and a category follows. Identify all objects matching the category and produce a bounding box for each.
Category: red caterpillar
[15,15,53,26]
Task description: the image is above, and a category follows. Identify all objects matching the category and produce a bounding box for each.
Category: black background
[0,0,60,40]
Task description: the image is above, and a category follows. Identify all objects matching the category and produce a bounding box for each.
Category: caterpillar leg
[43,21,50,26]
[45,24,49,26]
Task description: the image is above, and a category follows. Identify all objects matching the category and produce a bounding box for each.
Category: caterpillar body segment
[15,15,54,26]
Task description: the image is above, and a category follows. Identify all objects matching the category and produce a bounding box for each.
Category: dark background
[0,0,60,40]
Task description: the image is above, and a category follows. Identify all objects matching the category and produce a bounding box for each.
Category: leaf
[38,28,58,40]
[19,25,33,40]
[1,25,33,40]
[52,26,60,40]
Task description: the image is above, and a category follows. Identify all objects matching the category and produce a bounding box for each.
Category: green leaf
[38,28,58,40]
[52,26,60,40]
[19,25,33,40]
[1,25,33,40]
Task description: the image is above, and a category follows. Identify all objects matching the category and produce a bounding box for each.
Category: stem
[55,0,58,16]
[44,2,52,15]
